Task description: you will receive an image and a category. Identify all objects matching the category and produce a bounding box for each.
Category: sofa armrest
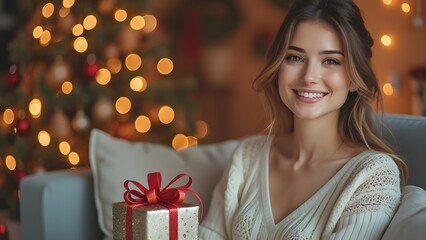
[20,168,103,240]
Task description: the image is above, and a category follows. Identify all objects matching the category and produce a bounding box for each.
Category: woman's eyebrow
[288,46,344,56]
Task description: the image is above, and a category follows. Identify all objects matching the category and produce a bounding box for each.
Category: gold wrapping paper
[113,202,199,240]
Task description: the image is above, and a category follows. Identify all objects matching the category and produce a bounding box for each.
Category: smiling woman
[199,0,408,239]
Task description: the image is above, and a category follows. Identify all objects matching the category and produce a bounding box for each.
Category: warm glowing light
[38,131,51,146]
[61,81,73,94]
[143,15,157,32]
[33,26,43,39]
[83,15,97,30]
[187,136,198,147]
[383,83,394,96]
[63,0,75,8]
[172,134,189,151]
[40,30,52,46]
[130,16,145,30]
[381,35,392,46]
[382,0,392,5]
[68,152,80,165]
[125,54,142,71]
[95,68,112,85]
[195,120,209,138]
[135,115,151,133]
[114,9,127,22]
[5,155,17,171]
[158,105,175,124]
[401,3,411,13]
[29,98,42,118]
[42,3,55,18]
[72,24,84,36]
[157,58,174,75]
[106,58,122,74]
[59,7,70,17]
[3,109,14,125]
[130,76,147,92]
[74,37,88,53]
[115,97,131,114]
[59,141,71,155]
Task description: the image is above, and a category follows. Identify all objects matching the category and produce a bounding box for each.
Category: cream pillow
[89,129,239,239]
[382,185,426,240]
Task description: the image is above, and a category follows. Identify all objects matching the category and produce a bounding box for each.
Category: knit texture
[199,136,401,240]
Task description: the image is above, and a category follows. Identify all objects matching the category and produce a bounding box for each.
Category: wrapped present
[113,172,203,240]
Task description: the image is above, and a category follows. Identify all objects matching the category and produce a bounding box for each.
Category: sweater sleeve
[198,140,247,240]
[324,154,402,240]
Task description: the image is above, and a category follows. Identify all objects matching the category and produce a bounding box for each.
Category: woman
[199,0,408,239]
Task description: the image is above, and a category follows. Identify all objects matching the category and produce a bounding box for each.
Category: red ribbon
[123,172,204,240]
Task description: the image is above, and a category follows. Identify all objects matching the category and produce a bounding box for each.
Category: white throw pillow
[89,129,239,239]
[382,185,426,240]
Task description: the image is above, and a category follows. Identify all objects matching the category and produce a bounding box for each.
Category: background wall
[193,0,426,142]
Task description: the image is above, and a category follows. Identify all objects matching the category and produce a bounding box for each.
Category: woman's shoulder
[355,151,399,173]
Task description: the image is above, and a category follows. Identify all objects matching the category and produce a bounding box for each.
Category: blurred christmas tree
[0,0,209,220]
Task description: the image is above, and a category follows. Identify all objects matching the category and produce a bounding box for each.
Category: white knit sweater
[199,136,401,240]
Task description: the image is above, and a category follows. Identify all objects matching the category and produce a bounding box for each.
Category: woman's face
[278,20,355,122]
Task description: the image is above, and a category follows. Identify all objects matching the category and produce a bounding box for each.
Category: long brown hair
[253,0,408,185]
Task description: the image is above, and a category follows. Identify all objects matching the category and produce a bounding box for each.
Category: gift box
[113,202,199,240]
[112,172,203,240]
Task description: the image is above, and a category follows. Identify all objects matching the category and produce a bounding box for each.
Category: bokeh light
[95,68,112,85]
[130,76,147,92]
[38,131,51,146]
[135,115,151,133]
[158,105,174,124]
[29,98,42,118]
[381,35,392,46]
[383,83,394,96]
[115,97,131,114]
[157,58,173,75]
[125,54,142,71]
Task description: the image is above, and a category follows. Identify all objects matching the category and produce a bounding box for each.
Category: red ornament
[14,169,26,184]
[15,118,31,134]
[84,62,100,78]
[6,71,21,88]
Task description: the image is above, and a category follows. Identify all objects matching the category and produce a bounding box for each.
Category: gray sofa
[20,113,426,240]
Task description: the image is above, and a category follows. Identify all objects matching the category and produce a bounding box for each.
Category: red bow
[123,172,203,240]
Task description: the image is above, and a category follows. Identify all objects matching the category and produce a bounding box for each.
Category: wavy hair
[253,0,408,185]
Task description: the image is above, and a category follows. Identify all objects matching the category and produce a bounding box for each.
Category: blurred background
[0,0,425,234]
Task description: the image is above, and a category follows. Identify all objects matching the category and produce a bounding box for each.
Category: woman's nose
[302,62,320,85]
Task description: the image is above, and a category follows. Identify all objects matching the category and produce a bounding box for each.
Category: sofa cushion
[89,129,239,239]
[382,185,426,240]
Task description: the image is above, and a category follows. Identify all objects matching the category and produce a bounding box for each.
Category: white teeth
[298,91,325,99]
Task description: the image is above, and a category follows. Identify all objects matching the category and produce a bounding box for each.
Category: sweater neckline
[260,137,369,228]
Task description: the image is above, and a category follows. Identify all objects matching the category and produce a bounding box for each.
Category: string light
[125,54,142,71]
[59,141,71,155]
[3,109,14,125]
[83,15,97,30]
[135,115,151,133]
[59,7,70,17]
[33,26,43,39]
[40,30,52,46]
[95,68,112,85]
[29,98,42,118]
[61,81,73,94]
[172,134,189,150]
[158,106,175,124]
[106,58,122,74]
[115,97,131,114]
[74,37,88,53]
[42,3,55,18]
[143,15,157,32]
[130,16,145,30]
[68,152,80,165]
[62,0,75,8]
[195,120,209,138]
[382,0,392,5]
[383,83,394,96]
[401,3,411,13]
[130,76,147,92]
[157,58,174,75]
[381,35,392,46]
[5,155,17,171]
[72,24,84,36]
[38,131,51,146]
[114,9,127,22]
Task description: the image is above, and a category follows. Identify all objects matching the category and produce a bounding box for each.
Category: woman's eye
[324,59,340,65]
[286,55,303,62]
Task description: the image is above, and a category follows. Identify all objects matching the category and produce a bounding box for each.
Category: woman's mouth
[296,91,328,99]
